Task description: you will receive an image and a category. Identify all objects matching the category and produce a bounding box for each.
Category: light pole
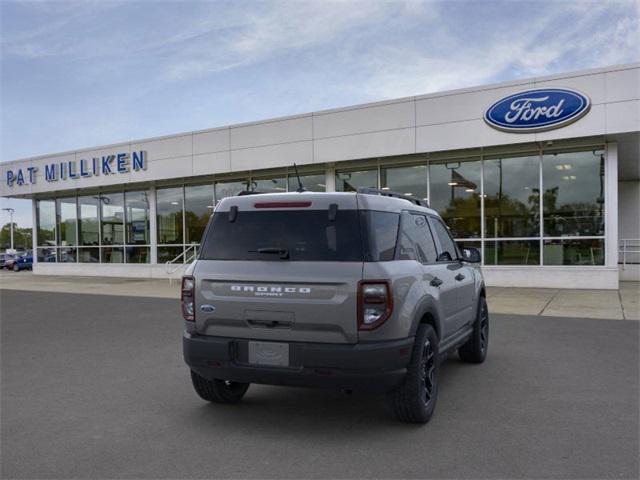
[2,207,15,251]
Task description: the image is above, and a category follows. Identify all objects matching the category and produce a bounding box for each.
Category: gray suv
[182,188,488,423]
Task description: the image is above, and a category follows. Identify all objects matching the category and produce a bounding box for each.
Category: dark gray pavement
[1,289,638,479]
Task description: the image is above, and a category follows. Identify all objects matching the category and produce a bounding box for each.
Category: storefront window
[215,181,247,203]
[484,240,540,265]
[77,196,100,246]
[56,198,77,246]
[254,177,287,193]
[543,238,604,265]
[126,246,150,263]
[58,246,76,263]
[185,184,214,245]
[156,187,183,244]
[429,159,481,238]
[100,193,124,245]
[288,173,326,192]
[78,247,99,263]
[125,191,150,245]
[335,169,378,192]
[484,155,540,238]
[101,246,124,263]
[158,246,184,264]
[36,199,56,246]
[37,246,57,262]
[542,150,605,237]
[381,165,428,200]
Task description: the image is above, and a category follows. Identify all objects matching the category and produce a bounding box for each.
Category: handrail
[166,244,199,279]
[619,238,640,269]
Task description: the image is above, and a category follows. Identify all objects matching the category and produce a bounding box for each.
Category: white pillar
[31,199,38,264]
[605,142,618,273]
[149,186,158,264]
[325,164,336,192]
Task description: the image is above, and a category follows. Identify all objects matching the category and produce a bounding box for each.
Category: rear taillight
[358,280,393,330]
[181,276,195,322]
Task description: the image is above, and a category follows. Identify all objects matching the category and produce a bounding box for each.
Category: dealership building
[1,63,638,288]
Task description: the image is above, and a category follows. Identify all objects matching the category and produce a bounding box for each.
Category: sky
[1,0,639,228]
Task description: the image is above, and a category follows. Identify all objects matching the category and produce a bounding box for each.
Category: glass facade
[32,147,606,267]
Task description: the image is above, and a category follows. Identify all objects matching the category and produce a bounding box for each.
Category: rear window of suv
[200,209,401,262]
[200,210,364,261]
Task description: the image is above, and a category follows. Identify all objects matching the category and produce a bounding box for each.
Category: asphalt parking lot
[1,290,638,479]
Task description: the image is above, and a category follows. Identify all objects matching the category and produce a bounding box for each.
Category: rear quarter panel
[359,261,427,342]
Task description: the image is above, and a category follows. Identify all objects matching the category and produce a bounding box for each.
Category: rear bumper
[183,333,414,392]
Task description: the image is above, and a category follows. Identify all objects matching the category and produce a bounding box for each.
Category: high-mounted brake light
[181,276,195,322]
[357,280,393,331]
[254,201,312,208]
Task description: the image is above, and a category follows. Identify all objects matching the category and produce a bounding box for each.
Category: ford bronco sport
[182,188,488,423]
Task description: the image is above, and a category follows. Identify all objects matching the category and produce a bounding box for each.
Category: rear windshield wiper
[248,247,290,259]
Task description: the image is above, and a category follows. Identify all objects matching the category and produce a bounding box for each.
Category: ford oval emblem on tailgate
[200,304,216,313]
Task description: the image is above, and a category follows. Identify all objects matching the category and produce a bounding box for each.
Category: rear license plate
[248,341,290,367]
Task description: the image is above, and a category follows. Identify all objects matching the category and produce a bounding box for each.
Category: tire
[12,264,19,272]
[387,324,439,424]
[458,296,489,363]
[190,370,249,404]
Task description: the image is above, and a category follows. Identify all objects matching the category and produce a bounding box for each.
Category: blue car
[13,253,33,271]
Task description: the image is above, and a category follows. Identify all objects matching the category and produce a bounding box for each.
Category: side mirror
[461,247,481,263]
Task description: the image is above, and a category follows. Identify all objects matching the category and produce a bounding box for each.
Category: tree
[0,223,32,251]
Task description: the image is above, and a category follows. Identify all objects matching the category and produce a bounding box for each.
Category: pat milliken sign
[5,151,147,187]
[484,88,591,133]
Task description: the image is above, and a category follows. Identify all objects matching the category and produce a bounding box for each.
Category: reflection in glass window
[429,160,481,238]
[429,216,459,261]
[185,184,214,245]
[56,198,77,246]
[335,169,378,192]
[102,246,124,263]
[542,150,605,237]
[78,196,100,246]
[125,191,150,245]
[37,246,57,262]
[78,247,99,263]
[215,181,247,203]
[36,200,56,246]
[381,165,428,201]
[157,187,183,244]
[126,246,150,263]
[58,246,77,263]
[254,177,287,193]
[484,155,540,238]
[484,240,540,265]
[543,239,604,265]
[158,246,184,264]
[288,173,326,192]
[100,193,124,245]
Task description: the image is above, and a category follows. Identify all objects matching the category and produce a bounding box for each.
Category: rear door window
[429,217,458,262]
[200,210,363,261]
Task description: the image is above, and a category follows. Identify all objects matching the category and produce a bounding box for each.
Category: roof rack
[357,187,430,208]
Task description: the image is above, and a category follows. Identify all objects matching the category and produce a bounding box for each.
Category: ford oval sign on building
[484,88,591,133]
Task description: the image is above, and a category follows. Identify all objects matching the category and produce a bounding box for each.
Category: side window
[362,211,400,261]
[429,217,458,262]
[397,212,438,263]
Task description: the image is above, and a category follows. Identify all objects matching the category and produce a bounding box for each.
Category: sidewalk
[1,271,638,320]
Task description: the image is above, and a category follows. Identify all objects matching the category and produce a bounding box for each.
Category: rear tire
[387,324,439,424]
[190,370,250,404]
[458,296,489,363]
[12,264,19,272]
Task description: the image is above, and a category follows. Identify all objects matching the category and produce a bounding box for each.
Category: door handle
[455,273,465,281]
[430,277,443,287]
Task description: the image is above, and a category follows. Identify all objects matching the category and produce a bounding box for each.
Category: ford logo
[484,88,591,133]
